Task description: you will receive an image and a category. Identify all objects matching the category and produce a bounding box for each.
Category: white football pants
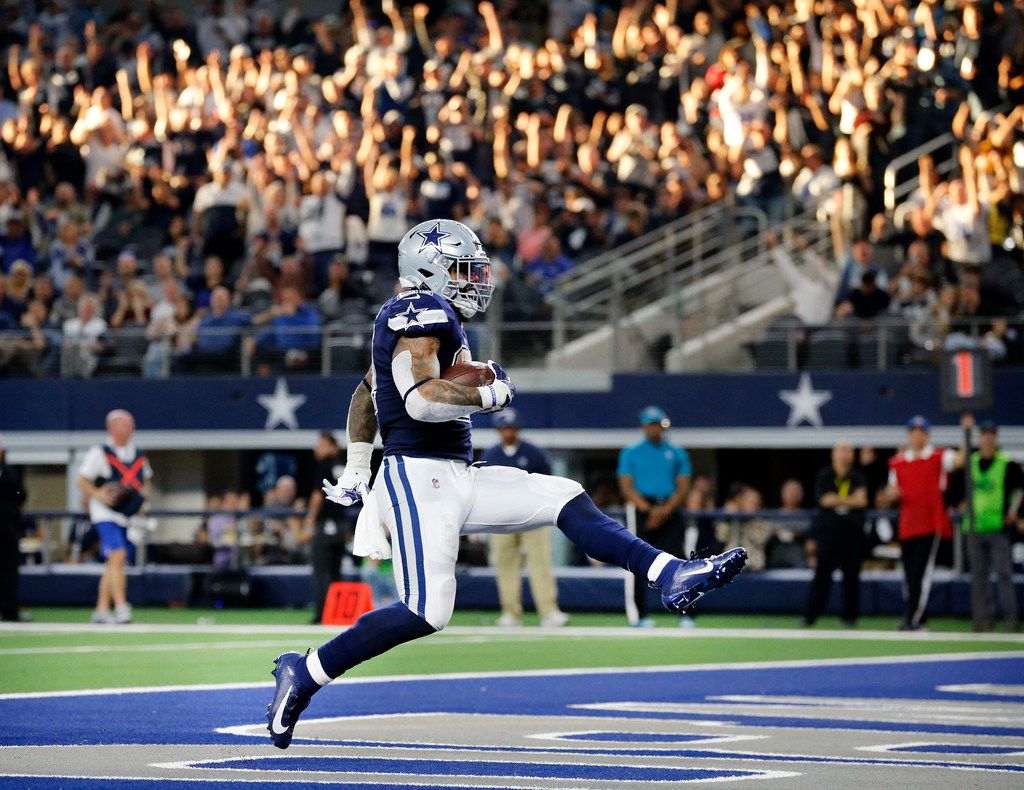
[375,455,583,630]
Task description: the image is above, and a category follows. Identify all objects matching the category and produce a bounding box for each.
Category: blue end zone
[1,655,1023,748]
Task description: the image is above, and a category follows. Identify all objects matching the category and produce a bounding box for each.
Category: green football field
[3,607,1022,695]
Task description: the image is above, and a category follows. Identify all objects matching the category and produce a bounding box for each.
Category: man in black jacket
[0,436,26,622]
[804,441,868,627]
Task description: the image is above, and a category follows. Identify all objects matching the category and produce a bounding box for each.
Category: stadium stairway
[545,203,766,371]
[545,208,827,372]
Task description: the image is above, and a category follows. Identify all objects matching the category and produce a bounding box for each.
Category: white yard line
[0,634,566,656]
[0,651,1021,701]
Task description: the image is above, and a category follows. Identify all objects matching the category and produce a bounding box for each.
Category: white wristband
[477,385,497,409]
[344,441,373,476]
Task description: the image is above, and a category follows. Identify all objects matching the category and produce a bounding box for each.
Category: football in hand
[441,361,495,387]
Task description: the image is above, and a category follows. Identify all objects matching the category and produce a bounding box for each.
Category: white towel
[352,487,392,560]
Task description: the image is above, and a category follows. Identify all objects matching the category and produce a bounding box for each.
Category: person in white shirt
[298,172,347,290]
[76,410,152,625]
[792,145,840,215]
[62,294,107,377]
[769,236,839,326]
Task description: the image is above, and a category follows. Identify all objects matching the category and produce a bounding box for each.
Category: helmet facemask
[441,254,493,318]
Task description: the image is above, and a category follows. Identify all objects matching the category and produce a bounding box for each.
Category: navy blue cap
[907,415,931,431]
[979,420,998,434]
[492,408,519,428]
[640,406,670,427]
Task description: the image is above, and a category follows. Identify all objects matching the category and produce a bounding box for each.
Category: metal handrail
[883,103,1012,212]
[549,206,768,348]
[882,132,955,212]
[550,201,733,296]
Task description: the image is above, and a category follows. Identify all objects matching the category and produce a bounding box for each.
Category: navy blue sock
[295,602,436,692]
[556,493,662,578]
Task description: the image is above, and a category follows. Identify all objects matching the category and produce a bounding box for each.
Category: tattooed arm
[347,369,379,444]
[392,336,485,422]
[322,368,378,506]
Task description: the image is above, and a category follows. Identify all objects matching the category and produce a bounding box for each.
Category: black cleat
[266,651,312,749]
[660,547,748,613]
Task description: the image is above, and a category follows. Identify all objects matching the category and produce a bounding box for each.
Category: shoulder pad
[385,292,452,334]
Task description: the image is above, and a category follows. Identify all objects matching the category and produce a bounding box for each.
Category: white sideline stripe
[3,622,1024,643]
[0,650,1021,701]
[937,684,1024,697]
[0,634,558,656]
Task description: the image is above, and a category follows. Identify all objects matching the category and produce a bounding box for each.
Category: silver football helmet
[397,219,494,318]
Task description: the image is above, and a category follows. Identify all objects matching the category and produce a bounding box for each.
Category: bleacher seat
[805,328,850,369]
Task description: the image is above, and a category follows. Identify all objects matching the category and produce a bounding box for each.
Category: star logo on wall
[257,378,307,430]
[779,373,832,428]
[416,222,451,250]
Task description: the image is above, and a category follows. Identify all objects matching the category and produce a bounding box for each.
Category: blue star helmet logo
[416,222,451,251]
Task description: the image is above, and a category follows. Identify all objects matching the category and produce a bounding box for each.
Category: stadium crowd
[0,0,1021,377]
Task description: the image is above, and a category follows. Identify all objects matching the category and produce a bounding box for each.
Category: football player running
[266,219,747,748]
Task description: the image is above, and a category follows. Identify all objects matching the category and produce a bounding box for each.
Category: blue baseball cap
[492,408,520,428]
[907,415,931,431]
[640,406,670,428]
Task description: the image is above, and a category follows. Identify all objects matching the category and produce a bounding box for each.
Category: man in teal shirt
[618,406,692,627]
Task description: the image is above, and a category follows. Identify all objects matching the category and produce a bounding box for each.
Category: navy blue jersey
[480,440,552,475]
[372,290,473,462]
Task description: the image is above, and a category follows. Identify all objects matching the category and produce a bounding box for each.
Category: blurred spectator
[836,240,889,303]
[767,479,810,569]
[47,221,95,289]
[298,172,347,290]
[618,405,691,628]
[792,145,839,214]
[525,236,573,295]
[62,293,106,377]
[803,442,867,627]
[964,422,1023,632]
[882,415,970,631]
[0,217,35,273]
[769,233,840,325]
[49,273,85,327]
[180,285,250,374]
[305,432,349,624]
[317,258,365,322]
[484,409,568,628]
[836,270,892,320]
[248,285,321,373]
[715,485,769,572]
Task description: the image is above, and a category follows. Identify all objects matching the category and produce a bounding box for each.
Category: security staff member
[965,422,1023,632]
[305,432,354,624]
[803,441,868,627]
[77,409,151,625]
[483,409,568,628]
[618,406,692,627]
[883,415,969,631]
[0,436,26,622]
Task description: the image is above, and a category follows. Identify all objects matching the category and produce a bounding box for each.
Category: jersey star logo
[416,222,451,251]
[257,378,307,430]
[396,302,424,328]
[779,373,832,428]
